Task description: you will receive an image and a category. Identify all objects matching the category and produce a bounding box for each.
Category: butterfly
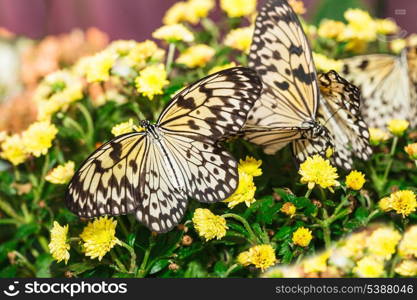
[243,0,371,169]
[341,39,417,129]
[66,67,262,233]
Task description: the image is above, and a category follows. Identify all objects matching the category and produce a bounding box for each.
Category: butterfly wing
[293,71,372,169]
[341,53,411,129]
[66,132,146,218]
[244,0,319,153]
[157,67,262,203]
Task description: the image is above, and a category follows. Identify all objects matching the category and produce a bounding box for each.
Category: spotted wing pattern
[244,0,320,152]
[66,67,262,233]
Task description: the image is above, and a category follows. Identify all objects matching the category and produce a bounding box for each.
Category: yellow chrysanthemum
[238,156,262,177]
[192,208,228,241]
[342,9,377,42]
[395,260,417,277]
[280,202,296,217]
[292,227,313,247]
[369,128,389,145]
[238,244,276,271]
[223,169,256,208]
[22,121,58,157]
[152,24,194,43]
[45,161,75,184]
[79,216,121,261]
[340,231,367,258]
[390,190,417,217]
[127,40,163,66]
[224,26,254,54]
[299,155,339,191]
[376,18,398,35]
[163,1,188,25]
[34,70,83,121]
[111,119,143,137]
[303,250,331,274]
[313,52,342,72]
[176,44,215,68]
[107,40,138,57]
[378,197,393,212]
[220,0,256,18]
[208,62,237,75]
[387,119,409,136]
[135,64,169,100]
[82,51,116,83]
[48,221,70,264]
[163,0,214,25]
[288,0,306,15]
[345,170,366,190]
[391,38,407,54]
[366,227,401,259]
[317,19,346,40]
[0,134,27,166]
[398,225,417,258]
[405,143,417,160]
[353,256,385,278]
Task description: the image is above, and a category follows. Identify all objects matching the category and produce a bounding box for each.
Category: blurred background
[0,0,416,40]
[0,0,416,134]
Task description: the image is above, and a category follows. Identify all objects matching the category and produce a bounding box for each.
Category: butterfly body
[66,67,262,233]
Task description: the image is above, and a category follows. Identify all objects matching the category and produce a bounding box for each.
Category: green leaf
[0,265,17,278]
[354,207,369,223]
[213,261,227,277]
[15,223,40,239]
[273,226,293,241]
[35,253,53,278]
[149,259,170,275]
[184,261,207,278]
[67,261,99,275]
[0,240,18,263]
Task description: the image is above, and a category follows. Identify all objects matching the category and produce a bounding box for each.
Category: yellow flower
[48,221,70,264]
[0,134,27,166]
[220,0,256,18]
[223,169,256,208]
[292,227,313,247]
[163,0,214,25]
[299,155,339,191]
[395,260,417,277]
[343,9,377,42]
[107,40,138,57]
[353,256,384,278]
[80,216,121,261]
[345,170,366,190]
[224,26,254,54]
[391,38,407,54]
[288,0,306,15]
[135,64,169,100]
[303,250,331,273]
[192,208,228,241]
[238,244,276,271]
[238,156,262,177]
[390,190,417,217]
[152,24,194,43]
[45,161,75,184]
[280,202,296,217]
[128,40,164,66]
[176,44,215,68]
[376,18,398,35]
[387,119,409,136]
[317,19,346,40]
[34,70,83,120]
[208,62,237,75]
[313,52,342,72]
[369,128,389,145]
[111,119,143,137]
[366,227,401,259]
[340,231,367,258]
[378,197,393,212]
[163,2,188,25]
[22,121,58,157]
[82,51,115,83]
[405,143,417,160]
[398,225,417,258]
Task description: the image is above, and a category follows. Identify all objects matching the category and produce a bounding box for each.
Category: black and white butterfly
[243,0,371,169]
[66,67,262,233]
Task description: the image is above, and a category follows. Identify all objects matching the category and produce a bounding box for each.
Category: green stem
[223,263,240,278]
[380,136,399,191]
[76,103,95,149]
[0,198,25,224]
[137,235,156,278]
[304,189,313,199]
[120,241,137,274]
[110,251,127,273]
[14,251,36,275]
[389,254,401,277]
[34,153,50,203]
[166,43,176,74]
[222,213,260,245]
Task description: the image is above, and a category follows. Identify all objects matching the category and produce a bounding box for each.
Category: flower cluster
[378,190,417,217]
[237,244,277,271]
